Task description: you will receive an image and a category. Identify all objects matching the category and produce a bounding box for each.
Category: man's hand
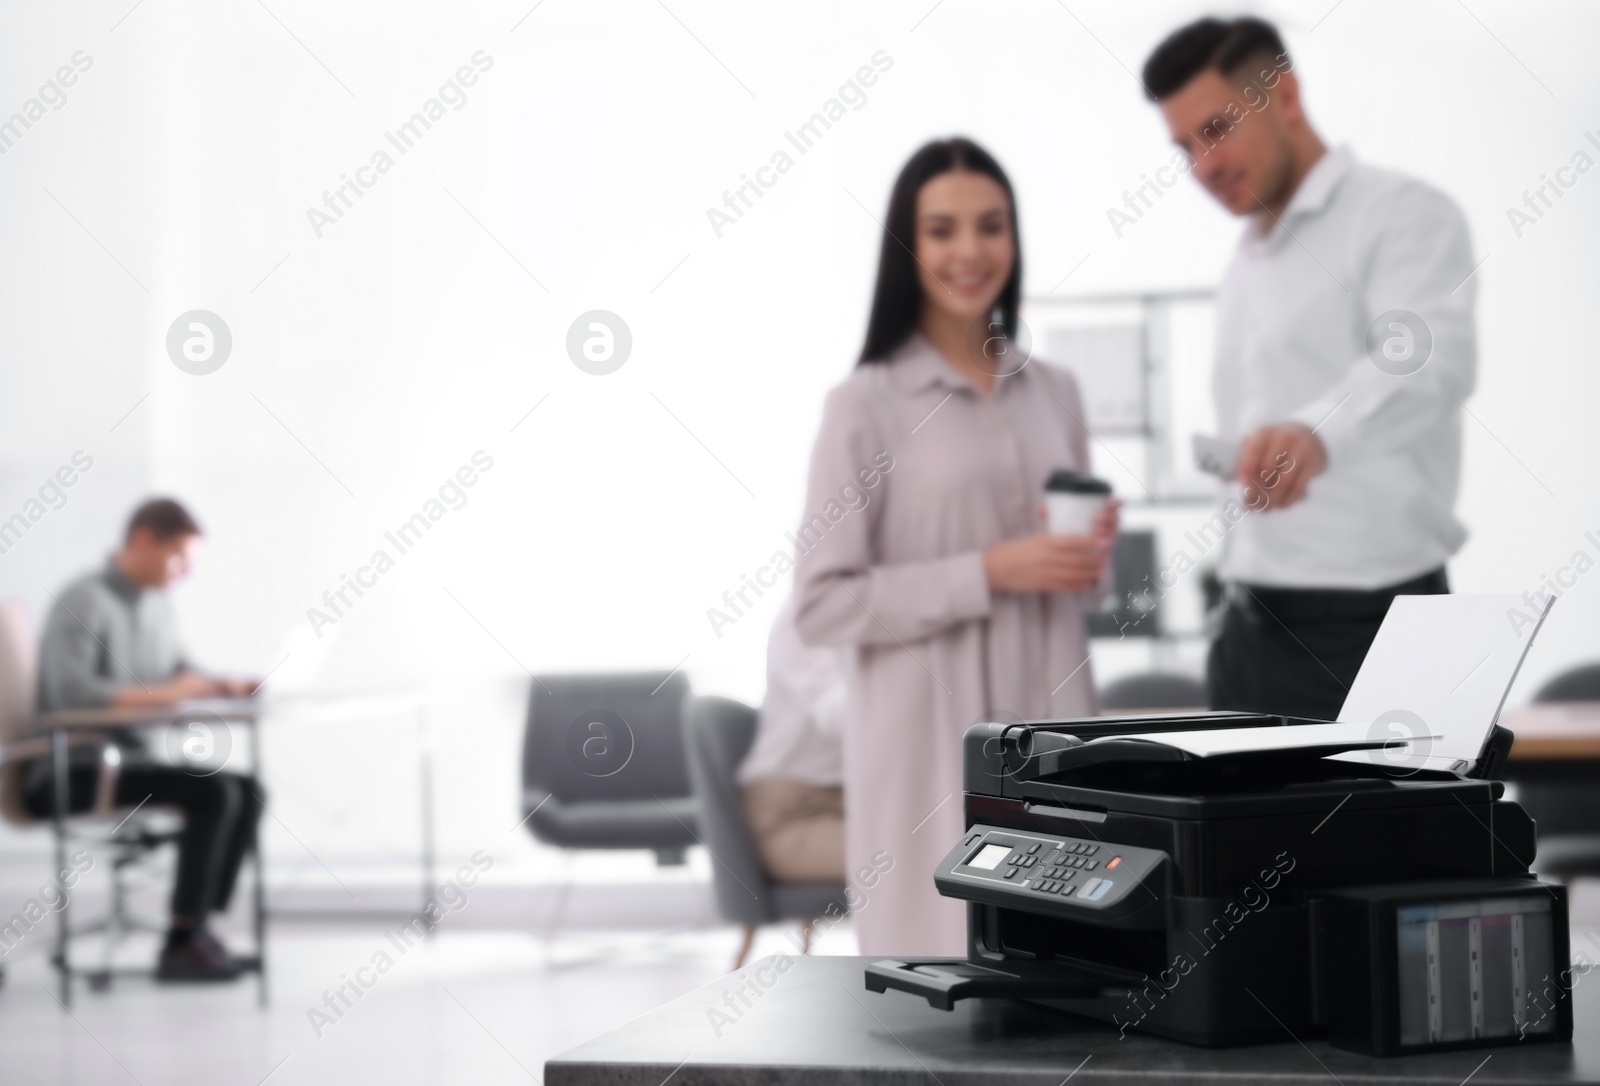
[113,669,223,708]
[217,676,262,698]
[1236,422,1326,510]
[165,670,225,700]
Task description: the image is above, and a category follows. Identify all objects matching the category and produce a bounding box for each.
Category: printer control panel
[938,824,1166,915]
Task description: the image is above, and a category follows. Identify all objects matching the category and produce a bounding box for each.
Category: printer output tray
[865,958,1117,1011]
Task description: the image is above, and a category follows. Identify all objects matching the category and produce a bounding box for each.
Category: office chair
[1097,671,1207,713]
[1512,663,1600,881]
[519,672,701,937]
[682,694,847,969]
[1534,664,1600,703]
[0,600,181,1001]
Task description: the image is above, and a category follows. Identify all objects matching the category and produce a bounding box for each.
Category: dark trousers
[23,757,264,922]
[1206,567,1450,721]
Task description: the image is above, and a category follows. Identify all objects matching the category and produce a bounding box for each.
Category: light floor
[0,921,851,1086]
[4,884,1597,1086]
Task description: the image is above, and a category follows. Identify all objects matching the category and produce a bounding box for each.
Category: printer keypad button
[1084,845,1099,856]
[1086,860,1098,870]
[1003,867,1019,879]
[1027,843,1041,854]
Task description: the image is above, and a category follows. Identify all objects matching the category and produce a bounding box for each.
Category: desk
[34,692,439,1003]
[1505,704,1600,761]
[47,693,440,918]
[547,954,1597,1085]
[38,698,263,732]
[1499,704,1600,871]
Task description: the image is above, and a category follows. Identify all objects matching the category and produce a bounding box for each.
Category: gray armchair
[519,671,701,877]
[681,694,846,968]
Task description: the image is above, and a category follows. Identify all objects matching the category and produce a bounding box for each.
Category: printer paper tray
[865,958,1107,1011]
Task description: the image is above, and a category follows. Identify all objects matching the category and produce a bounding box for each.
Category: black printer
[866,709,1573,1055]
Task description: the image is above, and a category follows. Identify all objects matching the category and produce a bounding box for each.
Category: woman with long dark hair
[793,138,1118,955]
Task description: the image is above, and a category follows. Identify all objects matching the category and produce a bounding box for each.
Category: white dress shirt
[738,596,845,788]
[1212,146,1478,590]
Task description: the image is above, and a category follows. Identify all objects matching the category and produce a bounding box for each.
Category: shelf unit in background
[1023,288,1220,675]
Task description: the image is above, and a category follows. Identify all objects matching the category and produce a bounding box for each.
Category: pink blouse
[794,333,1107,955]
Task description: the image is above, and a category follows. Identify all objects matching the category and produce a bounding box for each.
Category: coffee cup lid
[1046,470,1112,495]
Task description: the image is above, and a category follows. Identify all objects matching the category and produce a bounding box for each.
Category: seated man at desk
[738,597,846,883]
[23,497,263,981]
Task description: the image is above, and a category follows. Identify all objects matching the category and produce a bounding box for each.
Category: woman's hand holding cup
[983,472,1120,594]
[983,532,1113,593]
[1090,495,1121,548]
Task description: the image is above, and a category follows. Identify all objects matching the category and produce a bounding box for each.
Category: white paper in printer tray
[1328,594,1553,772]
[1100,720,1437,758]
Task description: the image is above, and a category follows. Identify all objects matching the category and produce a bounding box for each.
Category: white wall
[2,0,1597,867]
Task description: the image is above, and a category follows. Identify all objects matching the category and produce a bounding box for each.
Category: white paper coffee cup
[1044,470,1112,535]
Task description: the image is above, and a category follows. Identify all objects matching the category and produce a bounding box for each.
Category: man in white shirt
[738,596,845,883]
[1141,17,1476,719]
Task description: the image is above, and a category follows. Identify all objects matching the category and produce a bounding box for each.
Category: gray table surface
[546,954,1594,1085]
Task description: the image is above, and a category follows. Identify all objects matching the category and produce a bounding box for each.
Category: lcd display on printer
[968,843,1011,870]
